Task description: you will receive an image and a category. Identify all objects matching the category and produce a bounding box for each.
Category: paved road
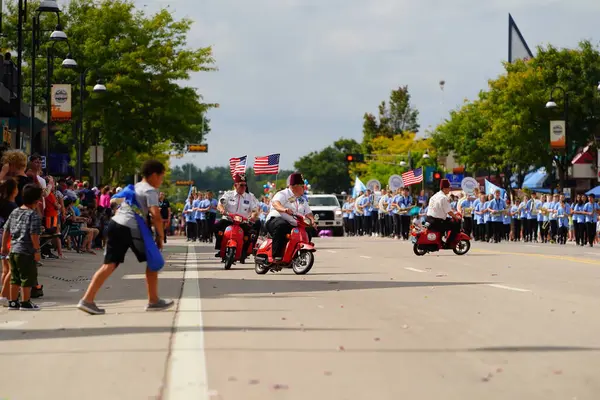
[2,237,600,399]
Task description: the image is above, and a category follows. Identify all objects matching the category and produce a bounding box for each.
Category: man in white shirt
[426,179,460,247]
[214,173,259,260]
[266,173,307,261]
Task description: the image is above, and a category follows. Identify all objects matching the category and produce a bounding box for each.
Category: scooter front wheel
[452,240,471,255]
[254,260,269,275]
[224,247,235,270]
[413,243,427,256]
[292,250,314,275]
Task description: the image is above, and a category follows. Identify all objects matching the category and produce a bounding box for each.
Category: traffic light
[187,144,208,153]
[345,153,364,163]
[432,171,442,188]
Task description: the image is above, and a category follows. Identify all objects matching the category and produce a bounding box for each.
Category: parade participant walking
[77,160,173,315]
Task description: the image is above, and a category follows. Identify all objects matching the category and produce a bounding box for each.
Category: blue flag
[352,176,367,198]
[111,185,165,272]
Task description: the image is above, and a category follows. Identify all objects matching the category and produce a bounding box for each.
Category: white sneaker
[0,297,8,307]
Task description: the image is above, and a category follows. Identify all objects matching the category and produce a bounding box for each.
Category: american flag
[401,167,423,186]
[254,153,280,175]
[229,155,247,176]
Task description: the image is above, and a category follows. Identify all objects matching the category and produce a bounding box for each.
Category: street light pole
[15,0,25,149]
[546,86,569,186]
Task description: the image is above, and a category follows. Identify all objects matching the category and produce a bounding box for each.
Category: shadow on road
[0,324,361,342]
[193,278,490,299]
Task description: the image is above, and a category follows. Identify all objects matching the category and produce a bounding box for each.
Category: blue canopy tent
[586,186,600,197]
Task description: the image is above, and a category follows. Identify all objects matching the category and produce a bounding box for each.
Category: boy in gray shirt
[77,160,174,315]
[1,184,43,311]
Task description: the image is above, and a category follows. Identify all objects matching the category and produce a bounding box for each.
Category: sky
[134,0,600,171]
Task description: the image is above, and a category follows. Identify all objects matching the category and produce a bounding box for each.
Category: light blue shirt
[549,201,559,221]
[584,202,598,223]
[342,202,350,218]
[557,204,570,228]
[542,202,551,222]
[483,201,491,223]
[489,198,505,223]
[475,202,485,224]
[573,203,586,223]
[472,198,481,222]
[183,201,195,223]
[361,196,371,217]
[208,198,218,214]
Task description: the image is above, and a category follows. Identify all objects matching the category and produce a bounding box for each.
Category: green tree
[1,0,216,180]
[433,40,600,189]
[294,138,361,193]
[362,86,420,149]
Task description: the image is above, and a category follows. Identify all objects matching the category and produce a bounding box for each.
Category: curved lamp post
[30,0,65,156]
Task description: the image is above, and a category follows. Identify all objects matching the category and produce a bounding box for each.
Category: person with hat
[265,172,308,262]
[425,179,461,248]
[214,173,259,261]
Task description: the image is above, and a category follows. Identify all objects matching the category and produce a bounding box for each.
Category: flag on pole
[254,153,280,175]
[229,155,247,176]
[401,167,423,186]
[508,14,534,63]
[352,176,367,198]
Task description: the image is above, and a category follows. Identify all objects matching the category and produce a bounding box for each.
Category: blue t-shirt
[584,202,598,223]
[489,198,505,222]
[208,198,218,214]
[475,202,485,224]
[573,203,586,223]
[183,201,195,222]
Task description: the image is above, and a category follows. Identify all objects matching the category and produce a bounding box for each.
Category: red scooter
[254,214,316,275]
[411,215,471,256]
[218,213,254,269]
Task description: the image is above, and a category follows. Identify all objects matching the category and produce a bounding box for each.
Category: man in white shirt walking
[426,179,461,248]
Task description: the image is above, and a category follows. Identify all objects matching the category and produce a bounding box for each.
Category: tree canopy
[1,0,216,182]
[432,40,600,188]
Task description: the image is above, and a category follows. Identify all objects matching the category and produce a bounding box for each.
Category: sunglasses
[238,183,247,187]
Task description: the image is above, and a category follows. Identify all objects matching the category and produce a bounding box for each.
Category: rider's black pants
[425,216,460,245]
[266,217,293,258]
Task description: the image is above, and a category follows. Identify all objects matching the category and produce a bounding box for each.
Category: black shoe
[8,300,19,310]
[215,252,221,258]
[19,300,40,311]
[31,286,44,299]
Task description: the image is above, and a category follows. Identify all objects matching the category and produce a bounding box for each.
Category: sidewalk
[0,238,190,400]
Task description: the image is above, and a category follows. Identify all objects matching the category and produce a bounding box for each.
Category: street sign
[425,166,436,183]
[445,173,463,188]
[41,156,46,169]
[187,144,208,152]
[175,180,194,186]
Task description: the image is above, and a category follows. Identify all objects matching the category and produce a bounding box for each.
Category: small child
[1,184,43,311]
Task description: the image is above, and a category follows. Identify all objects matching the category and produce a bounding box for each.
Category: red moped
[254,214,316,275]
[411,215,471,256]
[218,213,254,269]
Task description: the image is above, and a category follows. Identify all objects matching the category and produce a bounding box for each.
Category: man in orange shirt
[44,178,63,258]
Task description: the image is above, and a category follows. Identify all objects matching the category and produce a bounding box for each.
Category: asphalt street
[2,236,600,400]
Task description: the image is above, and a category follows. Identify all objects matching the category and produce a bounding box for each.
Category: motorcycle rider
[214,173,259,261]
[426,178,460,248]
[265,172,306,262]
[298,193,317,242]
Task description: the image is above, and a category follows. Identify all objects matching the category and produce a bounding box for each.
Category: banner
[51,84,72,121]
[550,120,566,149]
[485,179,506,199]
[508,14,534,63]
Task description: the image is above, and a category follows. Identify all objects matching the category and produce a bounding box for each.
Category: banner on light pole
[550,120,566,149]
[51,84,72,121]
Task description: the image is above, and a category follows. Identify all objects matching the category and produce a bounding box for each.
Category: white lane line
[525,245,540,248]
[584,252,600,256]
[165,245,209,400]
[360,255,372,259]
[404,267,426,273]
[326,250,337,254]
[487,284,531,293]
